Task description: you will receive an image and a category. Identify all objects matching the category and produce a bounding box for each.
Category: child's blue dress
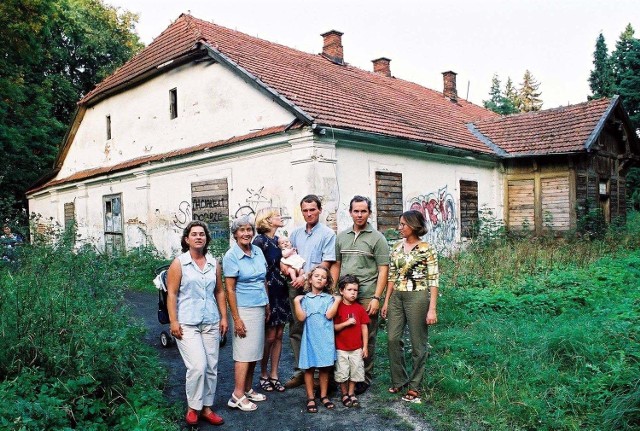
[299,292,337,369]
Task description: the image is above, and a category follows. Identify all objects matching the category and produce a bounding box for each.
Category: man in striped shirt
[334,195,390,394]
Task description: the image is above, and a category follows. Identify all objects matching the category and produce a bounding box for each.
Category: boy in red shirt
[334,275,370,407]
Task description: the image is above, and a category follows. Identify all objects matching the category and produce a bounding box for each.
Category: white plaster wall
[334,144,503,250]
[59,60,295,177]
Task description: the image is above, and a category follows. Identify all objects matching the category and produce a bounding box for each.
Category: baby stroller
[154,264,227,348]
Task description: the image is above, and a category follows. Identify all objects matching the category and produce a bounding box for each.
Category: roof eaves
[466,123,509,157]
[200,41,315,125]
[584,96,619,151]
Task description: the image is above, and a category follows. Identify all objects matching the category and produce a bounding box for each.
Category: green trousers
[359,298,379,385]
[386,289,430,391]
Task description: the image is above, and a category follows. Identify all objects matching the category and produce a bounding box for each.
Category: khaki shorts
[334,349,365,383]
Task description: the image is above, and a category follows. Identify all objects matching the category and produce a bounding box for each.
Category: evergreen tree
[504,77,520,113]
[518,70,543,112]
[483,74,519,115]
[0,0,142,224]
[588,33,615,99]
[611,24,640,130]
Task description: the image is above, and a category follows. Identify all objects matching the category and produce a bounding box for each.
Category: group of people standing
[166,194,439,426]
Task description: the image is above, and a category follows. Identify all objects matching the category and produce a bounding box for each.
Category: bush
[0,241,175,430]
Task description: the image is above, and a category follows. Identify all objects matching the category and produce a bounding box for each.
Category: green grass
[375,212,640,431]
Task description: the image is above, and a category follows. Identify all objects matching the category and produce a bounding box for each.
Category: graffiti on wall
[233,187,290,221]
[173,201,192,229]
[409,185,457,249]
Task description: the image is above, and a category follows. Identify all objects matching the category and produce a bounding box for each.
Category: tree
[504,77,519,112]
[588,33,615,99]
[0,0,142,225]
[518,70,543,112]
[483,74,519,115]
[611,24,640,130]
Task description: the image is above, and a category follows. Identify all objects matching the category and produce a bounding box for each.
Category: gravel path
[126,290,426,431]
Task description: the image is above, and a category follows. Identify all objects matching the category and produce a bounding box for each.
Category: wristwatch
[372,296,381,301]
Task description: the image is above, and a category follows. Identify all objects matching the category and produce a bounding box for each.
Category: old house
[27,14,639,254]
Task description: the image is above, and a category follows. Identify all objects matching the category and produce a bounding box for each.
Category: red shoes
[185,409,198,425]
[185,409,224,426]
[201,410,224,426]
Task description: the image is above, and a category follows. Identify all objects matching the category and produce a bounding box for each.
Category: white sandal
[227,393,257,411]
[245,388,267,402]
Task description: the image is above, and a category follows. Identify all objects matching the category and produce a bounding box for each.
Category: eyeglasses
[398,223,407,228]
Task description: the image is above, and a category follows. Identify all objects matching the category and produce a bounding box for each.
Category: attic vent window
[106,115,111,140]
[169,88,178,119]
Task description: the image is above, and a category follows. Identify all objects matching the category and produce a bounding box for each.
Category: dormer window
[169,88,178,119]
[106,115,111,139]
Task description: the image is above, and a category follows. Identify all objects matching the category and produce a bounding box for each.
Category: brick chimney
[442,70,458,101]
[321,30,344,64]
[372,57,391,77]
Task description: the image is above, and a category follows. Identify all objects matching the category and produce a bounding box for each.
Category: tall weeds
[0,239,173,430]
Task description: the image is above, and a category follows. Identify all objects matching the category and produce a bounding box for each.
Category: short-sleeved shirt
[336,223,390,298]
[289,222,336,273]
[388,240,439,292]
[223,243,268,307]
[176,252,221,325]
[334,301,370,351]
[299,292,337,369]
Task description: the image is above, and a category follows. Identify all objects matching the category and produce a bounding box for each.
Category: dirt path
[126,290,428,431]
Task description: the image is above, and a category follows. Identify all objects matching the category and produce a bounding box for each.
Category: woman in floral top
[381,210,438,404]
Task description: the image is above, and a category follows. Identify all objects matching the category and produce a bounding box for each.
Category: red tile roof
[81,14,499,155]
[29,124,296,195]
[470,97,617,156]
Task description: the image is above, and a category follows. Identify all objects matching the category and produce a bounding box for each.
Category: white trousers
[175,322,220,410]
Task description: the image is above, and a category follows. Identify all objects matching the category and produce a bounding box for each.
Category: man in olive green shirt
[334,195,390,394]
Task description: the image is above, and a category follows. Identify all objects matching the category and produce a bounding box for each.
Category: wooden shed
[470,96,640,234]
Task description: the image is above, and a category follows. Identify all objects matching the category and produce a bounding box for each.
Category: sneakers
[284,373,305,389]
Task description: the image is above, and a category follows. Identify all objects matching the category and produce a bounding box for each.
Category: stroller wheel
[219,332,227,348]
[160,331,172,348]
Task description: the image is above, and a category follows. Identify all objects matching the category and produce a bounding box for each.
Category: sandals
[348,393,360,407]
[341,394,353,407]
[270,377,286,392]
[388,386,402,394]
[306,398,318,413]
[245,388,267,402]
[401,389,422,404]
[227,393,257,411]
[320,396,335,410]
[260,377,274,392]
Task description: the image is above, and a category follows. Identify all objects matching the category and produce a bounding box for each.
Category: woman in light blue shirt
[223,215,269,411]
[167,221,228,426]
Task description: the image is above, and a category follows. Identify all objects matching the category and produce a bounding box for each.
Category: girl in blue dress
[293,266,341,413]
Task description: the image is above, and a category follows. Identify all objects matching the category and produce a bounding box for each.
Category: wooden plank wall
[64,201,75,228]
[459,180,478,238]
[191,178,230,240]
[375,171,403,235]
[507,179,535,230]
[541,176,570,231]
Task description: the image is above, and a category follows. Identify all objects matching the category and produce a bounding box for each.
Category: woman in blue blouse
[167,221,228,426]
[223,215,269,412]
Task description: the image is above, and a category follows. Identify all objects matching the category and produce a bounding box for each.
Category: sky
[106,0,640,109]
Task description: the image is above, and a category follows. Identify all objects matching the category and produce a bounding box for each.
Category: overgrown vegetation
[0,236,173,430]
[376,212,640,430]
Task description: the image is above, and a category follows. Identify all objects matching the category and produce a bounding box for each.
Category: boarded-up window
[191,179,230,240]
[103,194,123,253]
[64,202,75,229]
[541,176,570,231]
[508,179,535,230]
[375,171,403,236]
[459,180,478,238]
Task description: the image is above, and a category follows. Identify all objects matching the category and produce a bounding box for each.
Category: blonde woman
[252,207,292,393]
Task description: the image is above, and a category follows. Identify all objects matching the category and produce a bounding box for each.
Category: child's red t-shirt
[334,301,370,351]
